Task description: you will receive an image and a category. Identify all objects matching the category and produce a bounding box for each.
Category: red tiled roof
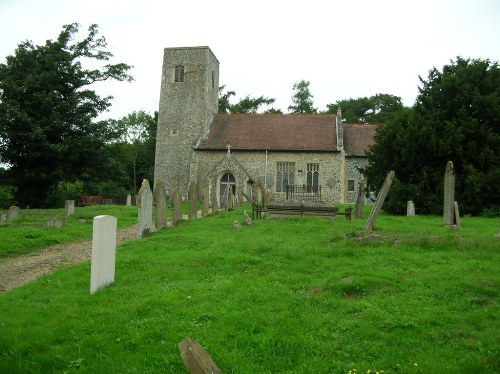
[196,113,338,152]
[343,123,380,156]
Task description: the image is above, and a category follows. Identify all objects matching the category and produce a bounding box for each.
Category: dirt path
[0,225,138,294]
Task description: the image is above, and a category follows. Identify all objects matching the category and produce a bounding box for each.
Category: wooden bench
[266,205,338,218]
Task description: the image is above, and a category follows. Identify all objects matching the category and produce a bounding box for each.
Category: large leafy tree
[0,23,133,207]
[326,93,404,123]
[365,57,499,215]
[288,80,316,114]
[218,85,279,113]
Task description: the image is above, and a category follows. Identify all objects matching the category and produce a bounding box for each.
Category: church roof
[343,123,380,157]
[196,113,338,152]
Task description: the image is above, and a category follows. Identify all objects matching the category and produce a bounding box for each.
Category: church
[154,46,378,207]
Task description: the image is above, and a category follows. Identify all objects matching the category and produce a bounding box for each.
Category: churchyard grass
[0,205,137,257]
[0,204,498,373]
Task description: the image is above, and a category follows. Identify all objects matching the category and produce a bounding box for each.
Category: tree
[0,23,133,207]
[218,86,278,113]
[365,57,500,215]
[288,80,316,113]
[325,93,404,123]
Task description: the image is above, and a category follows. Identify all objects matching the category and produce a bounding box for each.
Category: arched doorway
[219,173,236,207]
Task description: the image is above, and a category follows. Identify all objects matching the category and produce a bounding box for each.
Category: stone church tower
[154,46,219,196]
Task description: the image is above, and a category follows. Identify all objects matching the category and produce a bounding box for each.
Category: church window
[348,179,355,192]
[276,162,295,192]
[174,65,185,82]
[306,163,319,192]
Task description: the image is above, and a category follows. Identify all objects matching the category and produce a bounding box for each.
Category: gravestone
[354,181,365,219]
[65,200,75,217]
[47,216,65,227]
[126,194,132,206]
[211,194,218,215]
[443,161,455,227]
[454,201,461,230]
[407,200,415,216]
[188,183,198,220]
[6,206,20,222]
[227,188,234,211]
[137,179,153,238]
[202,183,209,217]
[178,338,221,374]
[90,215,117,294]
[153,180,168,230]
[364,170,395,231]
[173,187,183,226]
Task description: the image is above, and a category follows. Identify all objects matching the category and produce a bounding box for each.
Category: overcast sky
[1,0,499,120]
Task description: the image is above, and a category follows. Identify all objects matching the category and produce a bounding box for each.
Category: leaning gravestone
[364,170,395,231]
[188,183,198,220]
[443,161,455,227]
[172,187,183,226]
[407,200,415,216]
[6,206,20,222]
[202,183,209,217]
[65,200,75,217]
[153,180,168,230]
[90,215,117,294]
[178,338,221,374]
[137,179,153,238]
[354,181,365,219]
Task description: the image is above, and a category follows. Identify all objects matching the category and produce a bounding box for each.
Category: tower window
[174,65,184,82]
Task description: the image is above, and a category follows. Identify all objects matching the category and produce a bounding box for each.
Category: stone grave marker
[188,183,198,220]
[6,206,20,222]
[364,170,395,231]
[90,215,117,294]
[227,188,234,211]
[178,337,221,374]
[173,187,183,226]
[47,216,65,227]
[354,181,365,219]
[153,180,168,230]
[407,200,415,216]
[454,201,461,230]
[443,161,455,227]
[65,200,75,217]
[202,183,209,217]
[126,194,132,206]
[211,194,218,215]
[137,179,153,238]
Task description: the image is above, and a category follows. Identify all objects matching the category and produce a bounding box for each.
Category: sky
[1,0,499,120]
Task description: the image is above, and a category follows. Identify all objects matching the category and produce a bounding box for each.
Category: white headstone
[126,194,132,206]
[90,215,117,294]
[65,200,75,217]
[407,200,415,216]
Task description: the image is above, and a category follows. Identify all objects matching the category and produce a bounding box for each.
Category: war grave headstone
[153,180,168,230]
[137,179,153,238]
[90,215,117,294]
[364,170,395,231]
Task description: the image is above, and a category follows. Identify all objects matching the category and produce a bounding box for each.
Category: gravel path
[0,225,138,294]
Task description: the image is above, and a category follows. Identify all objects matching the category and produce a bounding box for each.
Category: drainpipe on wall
[265,150,268,187]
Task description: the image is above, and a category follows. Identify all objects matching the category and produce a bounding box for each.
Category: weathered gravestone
[90,215,117,294]
[364,170,395,231]
[354,181,365,219]
[65,200,75,217]
[47,216,65,227]
[172,187,183,226]
[188,183,198,220]
[407,200,415,216]
[443,161,455,227]
[178,338,221,374]
[227,188,234,211]
[6,206,20,222]
[126,194,132,206]
[153,180,168,230]
[137,179,153,238]
[454,201,461,230]
[211,194,218,215]
[202,183,209,217]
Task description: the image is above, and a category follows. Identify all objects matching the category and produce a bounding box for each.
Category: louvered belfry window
[174,65,185,82]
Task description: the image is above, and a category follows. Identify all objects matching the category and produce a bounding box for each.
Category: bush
[480,205,500,218]
[44,181,85,208]
[0,185,17,209]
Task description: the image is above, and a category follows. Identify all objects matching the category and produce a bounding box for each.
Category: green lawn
[0,205,498,373]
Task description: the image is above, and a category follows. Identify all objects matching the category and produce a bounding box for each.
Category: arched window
[174,65,184,82]
[220,173,236,207]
